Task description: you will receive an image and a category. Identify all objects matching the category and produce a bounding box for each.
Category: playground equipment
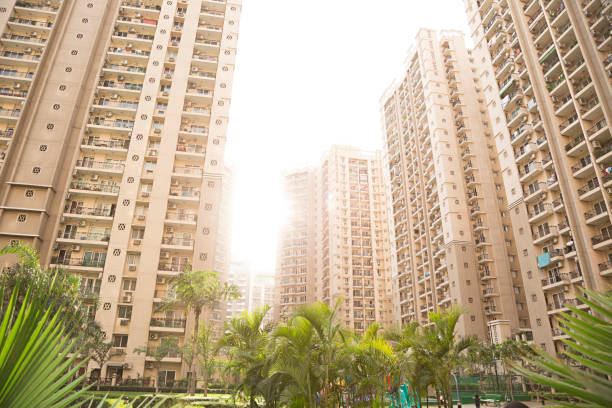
[386,375,420,408]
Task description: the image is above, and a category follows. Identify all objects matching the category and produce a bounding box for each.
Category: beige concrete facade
[275,168,318,320]
[0,0,241,384]
[463,0,611,353]
[275,146,395,332]
[381,29,533,344]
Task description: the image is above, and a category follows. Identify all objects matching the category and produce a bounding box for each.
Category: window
[123,279,136,291]
[118,305,132,319]
[112,334,128,348]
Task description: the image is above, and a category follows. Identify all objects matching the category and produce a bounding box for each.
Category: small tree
[87,330,125,390]
[134,337,179,393]
[160,268,240,395]
[197,325,219,397]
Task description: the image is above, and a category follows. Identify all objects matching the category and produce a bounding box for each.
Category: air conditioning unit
[137,215,146,221]
[118,75,125,81]
[119,318,130,326]
[171,41,179,46]
[607,188,612,194]
[556,262,563,267]
[162,90,169,96]
[111,93,119,99]
[128,28,136,33]
[168,203,176,210]
[90,174,99,181]
[149,150,157,156]
[123,294,132,303]
[149,333,158,340]
[71,245,81,251]
[141,192,149,197]
[165,74,172,79]
[197,35,204,40]
[105,112,113,118]
[121,59,128,66]
[160,251,169,258]
[24,47,32,53]
[154,128,162,133]
[59,216,65,223]
[192,67,198,72]
[123,363,133,369]
[133,239,142,245]
[171,180,179,186]
[592,141,602,149]
[72,169,78,176]
[166,226,174,233]
[78,220,86,227]
[168,57,175,62]
[53,243,59,250]
[66,193,71,200]
[128,265,137,271]
[157,277,165,284]
[145,361,154,368]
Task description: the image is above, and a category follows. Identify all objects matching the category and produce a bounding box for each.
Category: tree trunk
[203,361,209,397]
[190,308,201,396]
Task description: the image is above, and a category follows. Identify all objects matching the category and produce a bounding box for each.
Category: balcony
[87,118,134,134]
[532,226,558,245]
[587,119,609,142]
[56,231,110,247]
[585,205,610,225]
[577,178,601,201]
[571,157,594,179]
[165,212,197,227]
[518,162,543,183]
[149,318,186,332]
[598,260,612,277]
[63,206,114,220]
[510,124,532,146]
[69,182,120,197]
[75,160,124,175]
[50,256,105,271]
[0,108,21,121]
[161,236,194,251]
[514,142,537,164]
[591,232,612,250]
[172,166,203,180]
[523,182,547,203]
[565,134,587,157]
[81,138,130,155]
[482,288,498,298]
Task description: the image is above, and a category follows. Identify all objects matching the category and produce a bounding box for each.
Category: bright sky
[226,1,471,273]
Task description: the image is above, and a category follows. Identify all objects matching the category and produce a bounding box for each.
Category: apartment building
[226,260,250,318]
[381,29,535,344]
[0,0,241,383]
[463,0,611,352]
[275,146,395,332]
[249,272,274,324]
[274,169,318,320]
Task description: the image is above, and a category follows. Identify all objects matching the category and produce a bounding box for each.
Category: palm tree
[160,267,239,395]
[294,300,346,407]
[196,325,218,397]
[386,323,434,407]
[218,306,273,407]
[342,323,395,407]
[513,289,612,407]
[418,305,477,408]
[272,315,321,407]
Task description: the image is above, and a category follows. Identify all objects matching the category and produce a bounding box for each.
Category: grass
[86,392,237,408]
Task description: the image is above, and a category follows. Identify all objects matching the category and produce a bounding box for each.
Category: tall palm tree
[343,323,395,407]
[218,306,273,407]
[386,323,433,407]
[294,300,346,407]
[272,315,321,407]
[160,267,239,395]
[418,305,477,408]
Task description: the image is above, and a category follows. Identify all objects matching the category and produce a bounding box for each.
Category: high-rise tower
[274,146,395,332]
[0,0,241,383]
[463,0,611,352]
[381,29,535,345]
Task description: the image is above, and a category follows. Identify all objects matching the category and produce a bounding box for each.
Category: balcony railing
[75,160,125,171]
[0,108,21,117]
[1,51,42,61]
[150,318,186,329]
[89,118,134,129]
[0,89,28,98]
[50,257,106,268]
[165,212,197,222]
[82,139,130,149]
[65,206,114,217]
[161,237,194,246]
[158,262,189,272]
[15,1,60,12]
[172,166,202,176]
[70,182,120,194]
[103,63,146,73]
[60,231,110,242]
[8,17,53,28]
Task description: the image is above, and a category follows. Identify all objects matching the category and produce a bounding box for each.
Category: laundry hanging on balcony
[537,252,551,268]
